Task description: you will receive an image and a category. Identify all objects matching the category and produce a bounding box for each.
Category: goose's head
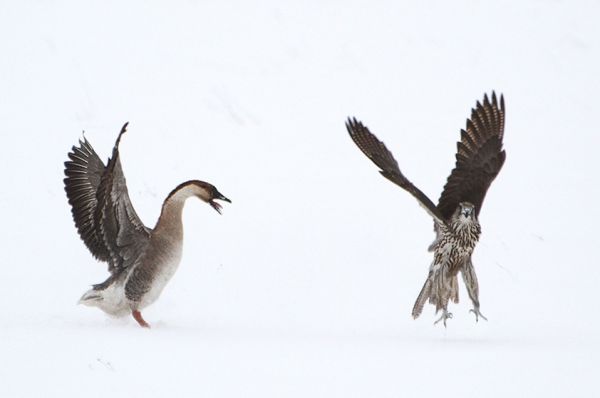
[190,180,231,214]
[169,180,231,214]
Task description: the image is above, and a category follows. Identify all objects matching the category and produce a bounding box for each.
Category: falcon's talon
[469,308,488,322]
[434,310,453,327]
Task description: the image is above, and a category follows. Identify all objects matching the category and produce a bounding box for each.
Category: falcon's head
[450,202,478,231]
[458,202,476,220]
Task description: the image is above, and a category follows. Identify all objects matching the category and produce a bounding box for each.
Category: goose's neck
[154,186,197,239]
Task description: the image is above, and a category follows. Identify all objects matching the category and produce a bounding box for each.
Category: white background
[1,1,598,397]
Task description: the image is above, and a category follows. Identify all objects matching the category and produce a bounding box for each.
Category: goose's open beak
[210,192,231,214]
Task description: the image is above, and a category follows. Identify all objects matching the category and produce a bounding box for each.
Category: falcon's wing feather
[437,92,506,220]
[346,118,447,227]
[94,123,151,274]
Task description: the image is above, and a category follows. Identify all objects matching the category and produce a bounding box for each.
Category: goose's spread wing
[64,123,150,274]
[437,92,506,220]
[346,118,447,227]
[64,136,111,262]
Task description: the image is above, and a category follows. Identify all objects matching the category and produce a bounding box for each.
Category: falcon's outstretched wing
[346,118,447,227]
[437,92,506,220]
[64,123,151,274]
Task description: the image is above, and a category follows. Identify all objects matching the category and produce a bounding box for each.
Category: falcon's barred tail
[412,268,459,319]
[412,276,432,319]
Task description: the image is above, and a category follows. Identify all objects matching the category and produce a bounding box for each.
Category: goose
[64,122,230,328]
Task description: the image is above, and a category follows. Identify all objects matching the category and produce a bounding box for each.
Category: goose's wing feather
[346,118,447,227]
[64,135,111,262]
[437,92,506,220]
[64,123,150,274]
[94,123,151,273]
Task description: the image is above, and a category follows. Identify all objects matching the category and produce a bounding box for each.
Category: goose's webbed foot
[132,310,151,328]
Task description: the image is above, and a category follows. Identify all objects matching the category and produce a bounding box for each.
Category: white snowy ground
[1,1,599,397]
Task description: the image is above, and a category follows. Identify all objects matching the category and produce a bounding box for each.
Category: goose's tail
[78,288,103,305]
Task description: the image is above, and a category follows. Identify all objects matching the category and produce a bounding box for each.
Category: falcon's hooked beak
[209,191,231,214]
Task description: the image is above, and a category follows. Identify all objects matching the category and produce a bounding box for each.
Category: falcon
[346,92,505,326]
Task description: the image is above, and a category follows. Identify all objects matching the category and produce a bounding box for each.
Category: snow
[1,0,599,396]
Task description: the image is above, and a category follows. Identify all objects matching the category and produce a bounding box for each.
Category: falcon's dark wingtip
[345,116,384,166]
[487,91,505,110]
[345,116,362,135]
[346,116,370,153]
